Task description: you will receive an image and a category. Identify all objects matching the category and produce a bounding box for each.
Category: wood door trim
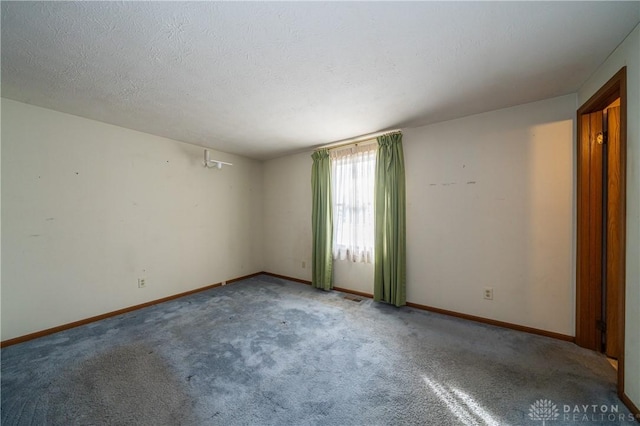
[579,67,626,112]
[575,66,627,398]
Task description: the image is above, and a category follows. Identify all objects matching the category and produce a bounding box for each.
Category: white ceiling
[2,2,639,160]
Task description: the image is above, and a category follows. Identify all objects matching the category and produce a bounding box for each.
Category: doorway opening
[576,67,626,397]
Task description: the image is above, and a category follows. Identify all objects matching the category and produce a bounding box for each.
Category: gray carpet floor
[1,274,635,425]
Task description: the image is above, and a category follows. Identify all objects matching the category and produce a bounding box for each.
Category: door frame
[575,67,626,397]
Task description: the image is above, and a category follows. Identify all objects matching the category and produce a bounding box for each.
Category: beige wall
[1,99,264,340]
[404,94,576,335]
[262,150,374,293]
[263,151,313,281]
[3,23,637,406]
[265,25,640,408]
[578,23,640,409]
[2,93,578,340]
[263,94,577,335]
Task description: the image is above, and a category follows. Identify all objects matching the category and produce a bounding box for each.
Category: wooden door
[605,105,621,359]
[576,105,622,358]
[576,111,605,351]
[576,67,626,397]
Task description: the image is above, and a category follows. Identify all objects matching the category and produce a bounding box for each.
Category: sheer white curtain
[330,143,376,263]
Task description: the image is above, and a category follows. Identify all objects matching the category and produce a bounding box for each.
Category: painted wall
[263,94,576,335]
[262,151,374,294]
[263,151,313,281]
[578,23,640,409]
[404,94,576,335]
[1,99,264,340]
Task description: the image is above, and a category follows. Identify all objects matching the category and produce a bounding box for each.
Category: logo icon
[529,399,559,425]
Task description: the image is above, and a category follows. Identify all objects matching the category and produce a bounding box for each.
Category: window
[330,143,376,263]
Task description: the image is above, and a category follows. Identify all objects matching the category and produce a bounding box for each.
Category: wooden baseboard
[333,286,373,299]
[261,272,374,300]
[2,269,633,413]
[622,393,640,418]
[0,272,263,348]
[262,271,311,285]
[0,271,576,347]
[262,272,574,343]
[406,302,575,342]
[227,272,263,284]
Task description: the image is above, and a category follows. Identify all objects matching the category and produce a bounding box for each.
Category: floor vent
[343,295,363,303]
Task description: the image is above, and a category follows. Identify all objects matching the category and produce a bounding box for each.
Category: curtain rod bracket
[203,149,233,169]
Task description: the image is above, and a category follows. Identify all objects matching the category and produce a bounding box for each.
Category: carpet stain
[46,344,196,425]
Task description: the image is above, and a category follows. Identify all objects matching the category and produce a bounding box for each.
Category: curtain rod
[314,129,402,152]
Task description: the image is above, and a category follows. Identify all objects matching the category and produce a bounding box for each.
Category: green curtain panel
[311,149,333,291]
[374,133,407,307]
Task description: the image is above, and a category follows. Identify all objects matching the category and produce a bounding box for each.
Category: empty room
[1,2,639,425]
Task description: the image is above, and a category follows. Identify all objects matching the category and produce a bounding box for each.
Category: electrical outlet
[221,281,227,286]
[138,278,146,288]
[302,261,306,269]
[483,287,493,300]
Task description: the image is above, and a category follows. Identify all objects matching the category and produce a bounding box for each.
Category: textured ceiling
[2,2,639,160]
